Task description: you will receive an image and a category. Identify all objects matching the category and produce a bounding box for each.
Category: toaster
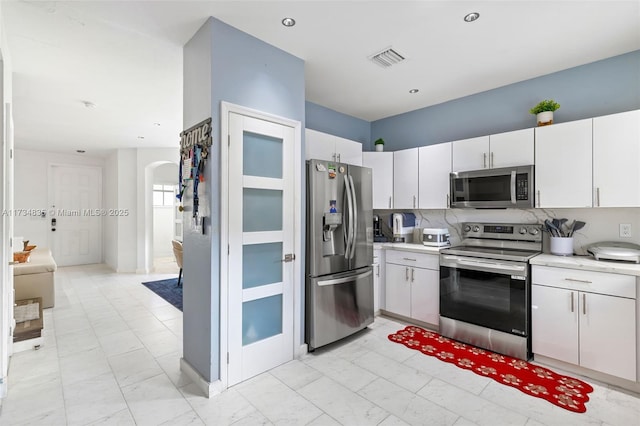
[422,228,450,247]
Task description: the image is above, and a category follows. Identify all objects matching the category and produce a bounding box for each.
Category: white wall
[154,162,178,184]
[115,149,137,272]
[103,151,118,270]
[13,150,104,250]
[153,162,178,258]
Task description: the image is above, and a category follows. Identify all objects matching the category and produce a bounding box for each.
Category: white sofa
[14,248,57,308]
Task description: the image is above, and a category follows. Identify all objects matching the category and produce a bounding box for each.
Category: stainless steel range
[439,223,542,360]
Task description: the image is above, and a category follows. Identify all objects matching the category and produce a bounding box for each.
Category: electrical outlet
[620,223,632,238]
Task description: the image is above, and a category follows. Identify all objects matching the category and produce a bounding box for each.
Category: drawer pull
[583,293,586,315]
[564,278,592,284]
[403,258,417,261]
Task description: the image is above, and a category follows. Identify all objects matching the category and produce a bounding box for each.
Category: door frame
[220,102,303,389]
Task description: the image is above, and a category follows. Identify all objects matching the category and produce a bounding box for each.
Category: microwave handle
[510,171,516,204]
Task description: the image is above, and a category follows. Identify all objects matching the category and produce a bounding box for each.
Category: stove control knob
[463,225,471,232]
[519,227,527,235]
[528,227,539,235]
[472,225,480,232]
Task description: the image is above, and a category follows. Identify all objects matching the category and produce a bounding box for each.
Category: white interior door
[49,165,102,266]
[227,112,295,386]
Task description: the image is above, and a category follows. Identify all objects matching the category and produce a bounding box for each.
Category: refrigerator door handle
[348,174,358,259]
[343,175,354,259]
[317,270,372,286]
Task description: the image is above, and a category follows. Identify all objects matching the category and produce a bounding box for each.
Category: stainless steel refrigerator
[306,159,374,351]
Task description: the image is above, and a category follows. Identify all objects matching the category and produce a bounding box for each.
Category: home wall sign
[177,117,213,233]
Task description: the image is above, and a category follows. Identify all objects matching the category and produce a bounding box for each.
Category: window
[153,184,177,207]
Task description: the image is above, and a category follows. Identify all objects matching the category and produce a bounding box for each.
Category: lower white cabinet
[532,265,637,381]
[384,250,439,325]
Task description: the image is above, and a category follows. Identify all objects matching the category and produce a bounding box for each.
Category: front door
[227,112,295,385]
[49,165,102,266]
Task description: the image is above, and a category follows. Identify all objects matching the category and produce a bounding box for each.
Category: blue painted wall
[305,101,371,144]
[182,17,305,383]
[371,50,640,151]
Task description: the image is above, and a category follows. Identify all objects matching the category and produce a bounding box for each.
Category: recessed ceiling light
[464,12,480,23]
[409,89,419,94]
[137,136,145,140]
[153,122,161,127]
[281,17,296,27]
[76,150,85,153]
[82,100,96,108]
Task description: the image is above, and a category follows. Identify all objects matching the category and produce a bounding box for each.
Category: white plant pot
[375,144,384,152]
[536,111,554,126]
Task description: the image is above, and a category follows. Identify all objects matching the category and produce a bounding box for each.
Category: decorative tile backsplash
[377,208,640,255]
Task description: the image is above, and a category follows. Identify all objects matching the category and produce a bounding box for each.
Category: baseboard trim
[295,343,308,358]
[180,358,224,398]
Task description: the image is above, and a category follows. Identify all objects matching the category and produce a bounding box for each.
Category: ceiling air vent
[369,47,406,68]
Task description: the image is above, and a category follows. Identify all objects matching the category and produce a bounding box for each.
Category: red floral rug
[388,326,594,413]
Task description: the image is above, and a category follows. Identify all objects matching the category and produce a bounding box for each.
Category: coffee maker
[373,214,386,242]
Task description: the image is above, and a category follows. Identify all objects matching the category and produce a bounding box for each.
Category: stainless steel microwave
[450,165,534,208]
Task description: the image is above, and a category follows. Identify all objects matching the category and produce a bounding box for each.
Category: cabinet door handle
[376,264,380,277]
[403,258,417,261]
[564,278,592,284]
[446,194,450,208]
[483,152,487,168]
[596,187,600,207]
[405,267,409,281]
[411,268,415,282]
[389,196,392,209]
[583,293,586,315]
[337,153,341,163]
[570,292,574,313]
[413,195,416,208]
[332,153,336,162]
[490,152,494,168]
[537,190,540,208]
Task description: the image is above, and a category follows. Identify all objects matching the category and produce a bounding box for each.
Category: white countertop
[530,253,640,277]
[375,242,445,255]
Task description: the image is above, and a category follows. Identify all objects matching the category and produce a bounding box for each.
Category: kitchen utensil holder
[550,237,574,256]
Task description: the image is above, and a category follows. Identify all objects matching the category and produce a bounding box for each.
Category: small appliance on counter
[373,214,388,242]
[423,228,450,247]
[586,241,640,263]
[392,213,416,243]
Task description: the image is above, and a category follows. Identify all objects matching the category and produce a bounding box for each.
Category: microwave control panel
[516,173,528,200]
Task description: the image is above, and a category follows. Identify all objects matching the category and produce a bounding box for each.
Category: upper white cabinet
[418,142,452,209]
[452,136,489,171]
[489,128,535,168]
[393,148,419,209]
[593,110,640,207]
[535,119,593,208]
[362,152,394,209]
[305,129,362,166]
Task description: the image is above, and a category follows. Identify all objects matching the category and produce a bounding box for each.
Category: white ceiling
[3,1,639,156]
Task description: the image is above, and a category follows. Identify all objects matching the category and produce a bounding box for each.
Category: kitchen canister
[550,237,574,256]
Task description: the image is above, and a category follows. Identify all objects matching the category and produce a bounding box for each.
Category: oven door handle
[440,255,527,275]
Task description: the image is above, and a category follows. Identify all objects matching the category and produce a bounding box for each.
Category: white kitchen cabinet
[305,129,362,165]
[385,250,439,325]
[363,152,394,209]
[593,109,640,207]
[452,130,534,172]
[373,248,385,314]
[489,128,534,168]
[452,136,489,172]
[418,142,452,209]
[532,265,636,381]
[535,119,593,208]
[393,148,419,209]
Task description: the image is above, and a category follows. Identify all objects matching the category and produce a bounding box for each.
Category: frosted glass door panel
[242,294,283,345]
[243,189,283,232]
[243,132,283,179]
[242,243,283,289]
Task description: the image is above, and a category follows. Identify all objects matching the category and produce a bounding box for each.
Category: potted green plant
[530,99,560,126]
[374,138,385,152]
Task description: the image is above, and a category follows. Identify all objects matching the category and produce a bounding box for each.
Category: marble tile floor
[1,264,639,425]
